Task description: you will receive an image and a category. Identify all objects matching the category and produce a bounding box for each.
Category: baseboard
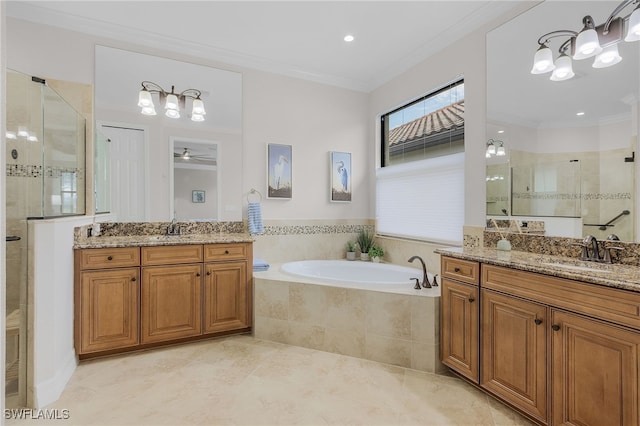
[34,350,77,408]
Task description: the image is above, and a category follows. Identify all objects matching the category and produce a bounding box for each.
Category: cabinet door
[552,310,640,426]
[80,268,139,353]
[481,289,548,423]
[441,278,479,382]
[203,261,248,333]
[141,264,202,343]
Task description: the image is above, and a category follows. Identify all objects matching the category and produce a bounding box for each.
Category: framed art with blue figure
[330,151,351,202]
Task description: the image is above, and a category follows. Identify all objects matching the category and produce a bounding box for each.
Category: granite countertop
[435,246,640,293]
[74,233,254,249]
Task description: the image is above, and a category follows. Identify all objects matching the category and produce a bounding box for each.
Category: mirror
[487,1,639,241]
[169,137,220,220]
[95,46,243,222]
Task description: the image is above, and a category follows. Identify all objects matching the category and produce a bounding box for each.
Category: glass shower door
[5,69,86,408]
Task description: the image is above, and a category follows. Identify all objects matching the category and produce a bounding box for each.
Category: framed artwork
[192,190,206,203]
[267,143,292,199]
[330,151,351,202]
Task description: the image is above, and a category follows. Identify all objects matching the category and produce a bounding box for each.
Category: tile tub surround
[483,230,640,267]
[254,264,444,374]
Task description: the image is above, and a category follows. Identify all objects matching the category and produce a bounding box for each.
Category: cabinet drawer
[79,247,140,270]
[204,243,247,261]
[441,257,480,285]
[483,264,640,331]
[141,245,203,266]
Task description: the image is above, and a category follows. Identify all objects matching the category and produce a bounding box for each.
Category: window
[60,172,78,214]
[381,79,464,166]
[377,79,465,245]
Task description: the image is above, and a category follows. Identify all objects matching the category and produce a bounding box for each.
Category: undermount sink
[541,262,612,274]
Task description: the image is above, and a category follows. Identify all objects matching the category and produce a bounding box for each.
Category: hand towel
[253,258,270,272]
[248,202,264,235]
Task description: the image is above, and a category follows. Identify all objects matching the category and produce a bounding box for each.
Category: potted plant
[356,229,374,261]
[346,241,357,261]
[369,245,384,263]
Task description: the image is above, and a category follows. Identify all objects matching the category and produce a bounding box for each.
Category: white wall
[30,216,94,408]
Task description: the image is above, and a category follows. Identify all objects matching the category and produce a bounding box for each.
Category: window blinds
[375,152,464,246]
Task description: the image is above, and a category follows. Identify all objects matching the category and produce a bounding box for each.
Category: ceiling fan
[173,147,216,163]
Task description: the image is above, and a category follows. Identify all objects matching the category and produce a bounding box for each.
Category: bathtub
[280,259,438,294]
[253,259,444,373]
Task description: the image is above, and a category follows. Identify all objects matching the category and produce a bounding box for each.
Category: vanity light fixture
[486,139,506,158]
[137,81,206,122]
[531,0,640,82]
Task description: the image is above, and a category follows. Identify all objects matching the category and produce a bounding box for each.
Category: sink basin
[541,262,611,274]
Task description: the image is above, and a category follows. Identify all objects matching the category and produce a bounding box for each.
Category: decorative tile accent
[259,224,374,236]
[6,164,84,178]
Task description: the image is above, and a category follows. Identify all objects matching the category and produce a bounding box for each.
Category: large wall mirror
[487,1,639,241]
[95,46,243,222]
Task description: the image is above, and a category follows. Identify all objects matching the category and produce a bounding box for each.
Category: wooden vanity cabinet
[440,257,480,383]
[203,243,252,334]
[74,247,141,354]
[140,245,203,343]
[481,289,548,423]
[75,241,253,358]
[441,256,640,425]
[551,310,640,426]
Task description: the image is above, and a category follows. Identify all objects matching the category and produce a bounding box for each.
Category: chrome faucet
[167,218,181,235]
[408,256,431,288]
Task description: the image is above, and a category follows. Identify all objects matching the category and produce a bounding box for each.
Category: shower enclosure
[5,69,85,407]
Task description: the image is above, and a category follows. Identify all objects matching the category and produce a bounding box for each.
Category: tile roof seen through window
[388,101,464,147]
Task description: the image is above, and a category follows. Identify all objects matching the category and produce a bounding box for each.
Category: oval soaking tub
[281,259,436,291]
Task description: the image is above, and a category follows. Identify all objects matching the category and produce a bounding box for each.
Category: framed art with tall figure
[330,151,351,202]
[267,143,292,199]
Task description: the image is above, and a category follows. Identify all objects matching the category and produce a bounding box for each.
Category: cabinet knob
[454,267,461,273]
[534,318,542,325]
[207,271,211,276]
[107,256,113,261]
[196,273,201,277]
[468,297,475,303]
[131,277,136,282]
[551,324,560,331]
[225,250,230,254]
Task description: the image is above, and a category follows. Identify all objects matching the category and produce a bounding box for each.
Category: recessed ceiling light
[576,111,585,116]
[344,34,354,42]
[497,130,505,134]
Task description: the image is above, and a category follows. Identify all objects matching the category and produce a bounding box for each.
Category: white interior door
[98,124,147,221]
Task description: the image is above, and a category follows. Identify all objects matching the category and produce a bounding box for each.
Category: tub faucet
[408,256,431,288]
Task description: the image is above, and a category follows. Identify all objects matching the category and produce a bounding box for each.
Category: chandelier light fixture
[486,139,506,158]
[530,0,640,82]
[137,81,206,121]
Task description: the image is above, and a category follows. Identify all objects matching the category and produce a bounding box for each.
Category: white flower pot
[371,256,381,263]
[346,252,357,261]
[360,253,370,261]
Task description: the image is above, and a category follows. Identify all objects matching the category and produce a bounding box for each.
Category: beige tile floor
[6,335,534,426]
